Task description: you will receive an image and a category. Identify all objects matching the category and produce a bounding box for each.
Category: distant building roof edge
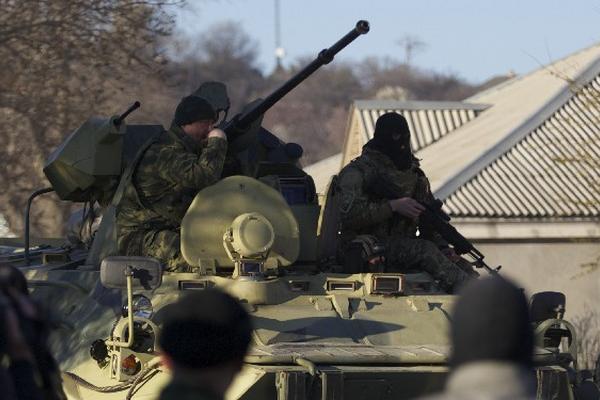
[353,99,489,111]
[467,42,600,102]
[435,52,600,200]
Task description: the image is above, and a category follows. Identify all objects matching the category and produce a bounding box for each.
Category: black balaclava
[450,276,533,369]
[173,95,217,127]
[365,112,413,170]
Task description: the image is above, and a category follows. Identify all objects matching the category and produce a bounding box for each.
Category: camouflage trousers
[384,237,473,292]
[118,229,190,272]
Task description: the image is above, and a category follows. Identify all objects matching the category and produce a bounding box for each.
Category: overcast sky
[174,0,600,83]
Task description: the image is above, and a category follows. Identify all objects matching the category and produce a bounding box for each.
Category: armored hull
[3,232,577,400]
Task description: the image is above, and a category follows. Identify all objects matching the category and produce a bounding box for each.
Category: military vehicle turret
[0,20,593,400]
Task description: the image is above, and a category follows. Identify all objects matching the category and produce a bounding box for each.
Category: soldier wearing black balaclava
[364,112,415,170]
[336,112,475,291]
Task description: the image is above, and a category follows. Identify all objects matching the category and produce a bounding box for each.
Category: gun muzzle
[356,20,370,34]
[114,101,141,126]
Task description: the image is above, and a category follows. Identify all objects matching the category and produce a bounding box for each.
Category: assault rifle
[370,178,501,275]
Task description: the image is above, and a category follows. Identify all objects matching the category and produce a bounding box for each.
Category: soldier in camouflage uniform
[159,289,252,400]
[336,112,473,291]
[116,96,227,271]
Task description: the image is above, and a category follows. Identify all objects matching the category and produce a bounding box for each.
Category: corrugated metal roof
[334,44,600,223]
[312,101,485,194]
[445,74,600,218]
[353,100,487,152]
[421,43,600,199]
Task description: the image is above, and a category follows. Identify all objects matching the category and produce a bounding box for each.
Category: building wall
[472,240,600,367]
[473,241,599,322]
[341,110,364,167]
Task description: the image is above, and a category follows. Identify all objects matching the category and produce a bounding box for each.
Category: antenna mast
[274,0,285,70]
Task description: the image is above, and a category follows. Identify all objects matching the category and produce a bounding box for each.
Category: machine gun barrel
[226,20,369,133]
[114,101,141,126]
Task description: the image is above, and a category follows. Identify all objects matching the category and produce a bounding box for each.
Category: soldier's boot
[384,237,474,292]
[432,263,471,293]
[412,241,473,293]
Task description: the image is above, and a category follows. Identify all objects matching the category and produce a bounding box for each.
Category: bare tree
[546,67,600,372]
[0,0,181,237]
[571,306,600,370]
[358,57,488,101]
[167,21,266,114]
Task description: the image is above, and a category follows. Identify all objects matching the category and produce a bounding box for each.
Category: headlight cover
[122,294,153,319]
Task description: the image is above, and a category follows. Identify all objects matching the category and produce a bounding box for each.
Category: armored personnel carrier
[0,21,591,400]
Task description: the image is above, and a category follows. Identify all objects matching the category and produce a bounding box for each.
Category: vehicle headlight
[122,294,153,319]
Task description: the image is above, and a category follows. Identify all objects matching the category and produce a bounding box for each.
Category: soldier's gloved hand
[208,128,227,140]
[441,247,461,262]
[388,197,425,219]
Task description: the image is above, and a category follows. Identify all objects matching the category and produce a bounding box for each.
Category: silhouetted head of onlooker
[159,289,252,398]
[0,262,66,400]
[0,263,28,296]
[450,276,533,368]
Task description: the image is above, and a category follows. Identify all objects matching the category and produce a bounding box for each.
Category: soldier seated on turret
[335,112,476,292]
[116,96,227,271]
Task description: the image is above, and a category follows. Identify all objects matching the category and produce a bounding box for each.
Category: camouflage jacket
[117,125,227,235]
[336,146,445,247]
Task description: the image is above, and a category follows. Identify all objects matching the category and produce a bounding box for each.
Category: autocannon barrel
[113,101,141,126]
[226,20,369,135]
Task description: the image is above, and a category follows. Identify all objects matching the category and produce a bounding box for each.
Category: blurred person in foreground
[417,276,536,400]
[1,290,43,400]
[158,289,252,400]
[0,263,66,400]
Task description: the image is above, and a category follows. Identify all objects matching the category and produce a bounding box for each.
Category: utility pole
[274,0,285,71]
[397,34,426,66]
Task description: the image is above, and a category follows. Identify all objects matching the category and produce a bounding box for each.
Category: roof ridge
[353,99,488,111]
[435,47,600,200]
[467,42,600,102]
